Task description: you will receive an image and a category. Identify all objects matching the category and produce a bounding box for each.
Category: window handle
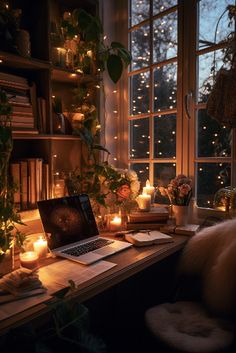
[184,92,193,119]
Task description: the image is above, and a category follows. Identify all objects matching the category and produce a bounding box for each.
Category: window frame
[115,0,236,219]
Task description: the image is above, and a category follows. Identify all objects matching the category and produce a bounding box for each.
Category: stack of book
[0,72,38,133]
[10,158,50,210]
[127,206,170,230]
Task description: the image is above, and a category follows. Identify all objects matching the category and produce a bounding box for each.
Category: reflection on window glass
[198,50,228,103]
[197,109,231,157]
[153,63,177,111]
[129,118,149,159]
[198,0,233,50]
[153,0,177,15]
[154,114,176,158]
[130,24,150,71]
[130,163,149,187]
[154,163,176,204]
[153,12,177,63]
[130,0,150,27]
[130,71,150,115]
[197,162,231,208]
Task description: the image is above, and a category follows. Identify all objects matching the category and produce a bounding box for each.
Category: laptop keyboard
[61,238,114,257]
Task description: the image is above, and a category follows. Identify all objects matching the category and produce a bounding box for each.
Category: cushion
[145,301,235,353]
[177,218,236,316]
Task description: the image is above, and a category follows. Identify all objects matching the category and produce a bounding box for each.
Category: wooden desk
[0,234,187,334]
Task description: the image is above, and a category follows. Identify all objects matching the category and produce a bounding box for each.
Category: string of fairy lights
[129,0,232,207]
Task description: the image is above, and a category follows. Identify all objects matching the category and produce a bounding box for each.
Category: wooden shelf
[0,51,50,70]
[13,134,81,141]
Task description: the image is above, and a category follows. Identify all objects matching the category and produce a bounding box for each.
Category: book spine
[20,161,28,210]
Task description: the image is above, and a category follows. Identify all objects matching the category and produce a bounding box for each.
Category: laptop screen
[37,194,99,250]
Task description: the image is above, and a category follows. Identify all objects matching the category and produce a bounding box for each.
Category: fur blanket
[177,218,236,317]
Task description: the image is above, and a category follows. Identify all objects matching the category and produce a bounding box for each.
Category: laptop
[37,194,132,265]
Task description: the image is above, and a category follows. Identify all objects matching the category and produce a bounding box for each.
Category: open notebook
[37,194,132,265]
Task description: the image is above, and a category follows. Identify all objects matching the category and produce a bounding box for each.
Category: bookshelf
[0,0,98,211]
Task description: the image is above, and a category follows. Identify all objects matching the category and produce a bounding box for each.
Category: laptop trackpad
[94,245,116,256]
[77,252,103,265]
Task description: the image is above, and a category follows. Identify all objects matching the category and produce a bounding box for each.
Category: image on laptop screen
[37,194,99,250]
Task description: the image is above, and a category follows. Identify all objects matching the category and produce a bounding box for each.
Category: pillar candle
[143,179,155,203]
[33,236,48,258]
[137,192,151,211]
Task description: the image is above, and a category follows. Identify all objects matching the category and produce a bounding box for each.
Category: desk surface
[0,234,187,333]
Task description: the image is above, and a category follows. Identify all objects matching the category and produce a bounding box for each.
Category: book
[20,160,28,210]
[126,222,167,230]
[129,207,169,223]
[159,223,200,236]
[125,230,173,247]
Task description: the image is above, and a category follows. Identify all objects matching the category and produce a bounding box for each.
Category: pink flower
[179,184,191,196]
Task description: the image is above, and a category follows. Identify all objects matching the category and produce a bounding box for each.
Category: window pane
[154,163,176,204]
[197,162,231,207]
[198,0,234,50]
[130,71,150,115]
[130,24,150,71]
[154,114,176,158]
[153,11,177,63]
[197,109,231,157]
[153,63,177,111]
[198,50,228,103]
[130,0,150,27]
[129,118,149,159]
[153,0,177,16]
[130,163,149,186]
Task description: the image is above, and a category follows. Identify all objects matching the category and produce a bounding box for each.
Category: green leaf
[117,47,132,67]
[111,41,126,49]
[92,144,110,154]
[107,54,123,83]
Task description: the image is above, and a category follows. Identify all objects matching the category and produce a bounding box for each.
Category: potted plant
[0,89,25,271]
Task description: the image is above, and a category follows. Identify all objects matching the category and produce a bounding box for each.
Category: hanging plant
[206,5,236,128]
[0,89,25,261]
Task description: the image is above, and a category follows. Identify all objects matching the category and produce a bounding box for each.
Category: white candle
[137,192,151,211]
[33,236,48,258]
[143,179,155,203]
[109,215,122,231]
[20,251,39,270]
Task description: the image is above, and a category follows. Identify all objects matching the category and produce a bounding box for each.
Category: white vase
[172,205,189,226]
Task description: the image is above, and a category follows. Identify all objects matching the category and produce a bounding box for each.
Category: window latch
[184,92,193,119]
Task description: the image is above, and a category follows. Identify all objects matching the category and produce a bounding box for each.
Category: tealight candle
[143,179,155,203]
[19,251,39,270]
[137,192,151,211]
[33,236,48,258]
[109,215,122,231]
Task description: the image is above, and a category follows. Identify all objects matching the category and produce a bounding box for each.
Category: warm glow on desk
[33,236,48,258]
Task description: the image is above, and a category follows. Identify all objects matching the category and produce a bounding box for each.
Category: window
[128,0,236,210]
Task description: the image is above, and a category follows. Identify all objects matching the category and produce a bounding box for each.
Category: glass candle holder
[19,251,39,270]
[107,214,122,232]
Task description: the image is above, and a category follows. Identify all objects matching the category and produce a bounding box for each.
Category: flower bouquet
[158,174,192,206]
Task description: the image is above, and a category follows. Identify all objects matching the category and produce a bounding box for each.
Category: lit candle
[33,236,48,258]
[143,179,155,203]
[19,251,39,270]
[87,50,93,58]
[137,192,151,211]
[109,215,122,231]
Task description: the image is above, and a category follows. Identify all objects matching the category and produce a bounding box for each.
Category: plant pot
[172,205,189,226]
